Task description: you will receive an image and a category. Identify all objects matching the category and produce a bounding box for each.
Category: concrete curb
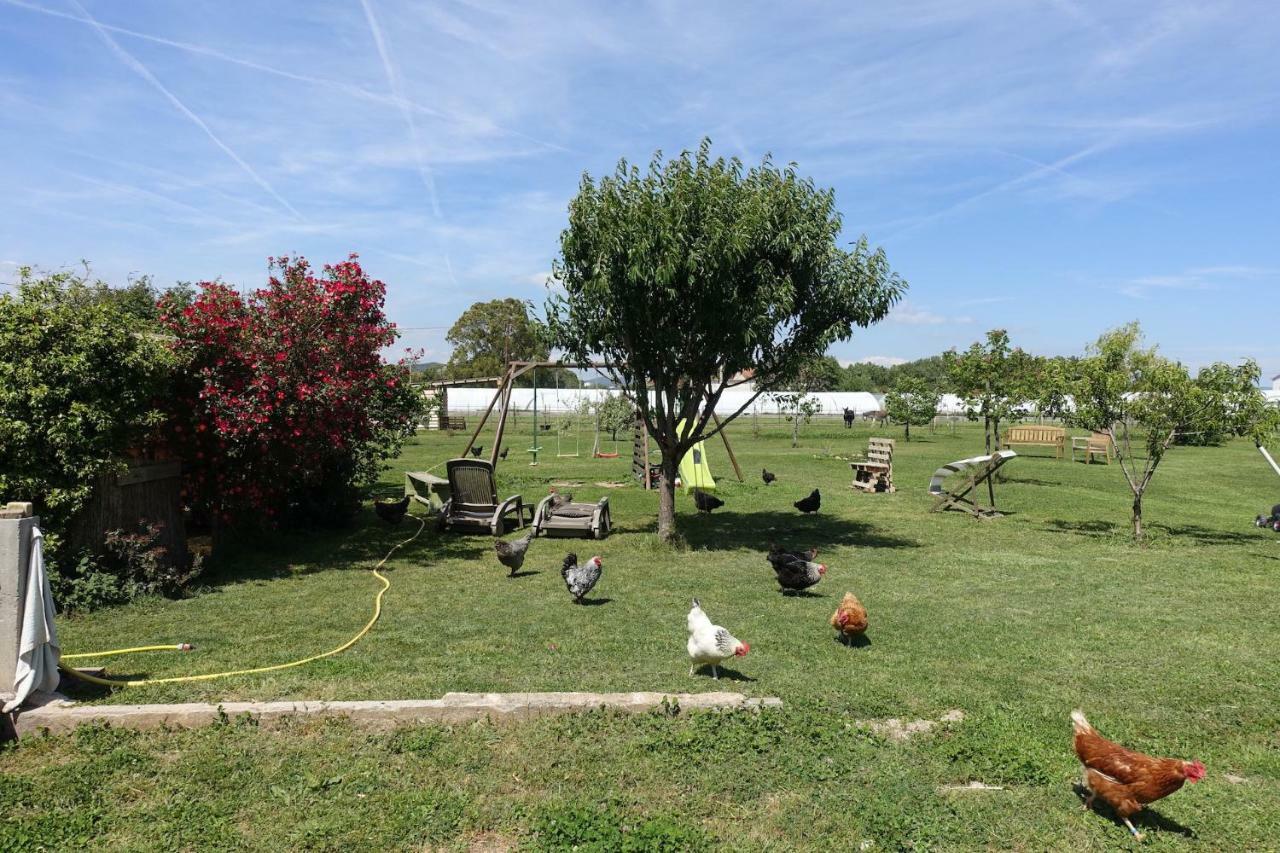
[14,691,783,736]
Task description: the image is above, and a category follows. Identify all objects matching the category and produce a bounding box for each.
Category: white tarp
[3,527,59,712]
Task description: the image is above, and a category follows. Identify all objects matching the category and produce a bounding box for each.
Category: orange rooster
[1071,710,1205,840]
[830,592,868,645]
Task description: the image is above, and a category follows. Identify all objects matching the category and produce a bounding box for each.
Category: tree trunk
[791,417,799,448]
[984,416,992,454]
[657,449,679,543]
[904,422,911,442]
[1132,493,1144,540]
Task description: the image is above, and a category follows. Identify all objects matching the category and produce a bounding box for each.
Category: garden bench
[1001,425,1065,459]
[1071,431,1113,464]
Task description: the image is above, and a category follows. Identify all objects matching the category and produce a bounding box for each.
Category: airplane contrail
[359,0,442,220]
[67,0,303,220]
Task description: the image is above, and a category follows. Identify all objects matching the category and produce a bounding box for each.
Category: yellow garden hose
[60,513,427,688]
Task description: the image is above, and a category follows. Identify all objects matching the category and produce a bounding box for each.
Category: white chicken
[686,598,749,679]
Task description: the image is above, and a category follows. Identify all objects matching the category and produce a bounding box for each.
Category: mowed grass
[5,420,1280,850]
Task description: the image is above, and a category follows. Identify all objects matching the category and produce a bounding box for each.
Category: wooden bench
[1001,425,1065,459]
[850,437,896,493]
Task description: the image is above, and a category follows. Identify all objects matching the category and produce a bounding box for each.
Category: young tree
[944,329,1035,453]
[774,392,824,447]
[445,298,549,380]
[884,376,941,441]
[548,140,904,540]
[592,392,633,449]
[1072,323,1268,539]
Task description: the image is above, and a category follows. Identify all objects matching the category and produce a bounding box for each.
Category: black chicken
[794,488,821,514]
[374,494,411,525]
[693,489,724,514]
[762,468,776,486]
[766,543,826,593]
[499,447,509,460]
[469,445,484,458]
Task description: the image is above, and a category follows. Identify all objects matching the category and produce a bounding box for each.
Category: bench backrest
[1004,425,1064,444]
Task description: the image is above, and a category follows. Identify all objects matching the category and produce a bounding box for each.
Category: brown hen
[830,592,868,644]
[1071,710,1205,840]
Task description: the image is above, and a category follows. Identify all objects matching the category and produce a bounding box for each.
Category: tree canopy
[944,329,1036,453]
[445,298,549,380]
[548,139,904,539]
[884,375,941,441]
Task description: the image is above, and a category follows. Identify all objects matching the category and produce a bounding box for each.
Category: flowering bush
[161,255,420,529]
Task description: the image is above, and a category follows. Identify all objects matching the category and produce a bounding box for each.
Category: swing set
[461,360,613,468]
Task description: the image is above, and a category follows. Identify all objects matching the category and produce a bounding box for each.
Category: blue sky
[2,0,1277,378]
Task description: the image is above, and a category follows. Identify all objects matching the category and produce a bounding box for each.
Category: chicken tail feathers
[1071,710,1093,735]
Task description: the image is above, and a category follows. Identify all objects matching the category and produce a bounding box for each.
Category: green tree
[884,376,941,441]
[548,140,904,540]
[1071,323,1268,539]
[944,329,1035,453]
[592,392,633,448]
[445,298,549,380]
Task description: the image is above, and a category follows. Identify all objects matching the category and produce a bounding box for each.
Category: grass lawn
[4,419,1280,850]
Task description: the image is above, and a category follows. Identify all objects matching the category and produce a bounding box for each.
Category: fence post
[1,503,38,704]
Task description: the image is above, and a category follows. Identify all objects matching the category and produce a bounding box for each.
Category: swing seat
[593,451,620,459]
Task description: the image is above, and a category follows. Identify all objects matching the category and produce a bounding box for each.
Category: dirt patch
[859,708,965,742]
[550,481,583,487]
[939,780,1004,793]
[594,481,631,488]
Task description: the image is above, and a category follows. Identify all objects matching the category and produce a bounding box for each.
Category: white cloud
[1119,265,1278,299]
[888,302,974,326]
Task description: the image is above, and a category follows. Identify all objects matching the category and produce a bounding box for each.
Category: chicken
[546,489,574,519]
[469,445,484,458]
[499,447,509,460]
[373,494,411,525]
[766,543,826,593]
[686,598,748,679]
[762,468,776,486]
[1071,710,1206,840]
[561,553,603,602]
[693,489,724,514]
[830,592,868,644]
[494,530,533,576]
[1255,503,1280,530]
[793,488,821,514]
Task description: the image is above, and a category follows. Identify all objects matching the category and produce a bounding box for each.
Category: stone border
[13,691,782,736]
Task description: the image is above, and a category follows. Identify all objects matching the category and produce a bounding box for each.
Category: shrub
[160,255,421,530]
[49,521,203,613]
[0,267,176,581]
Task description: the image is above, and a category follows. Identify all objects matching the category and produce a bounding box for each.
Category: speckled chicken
[560,553,603,603]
